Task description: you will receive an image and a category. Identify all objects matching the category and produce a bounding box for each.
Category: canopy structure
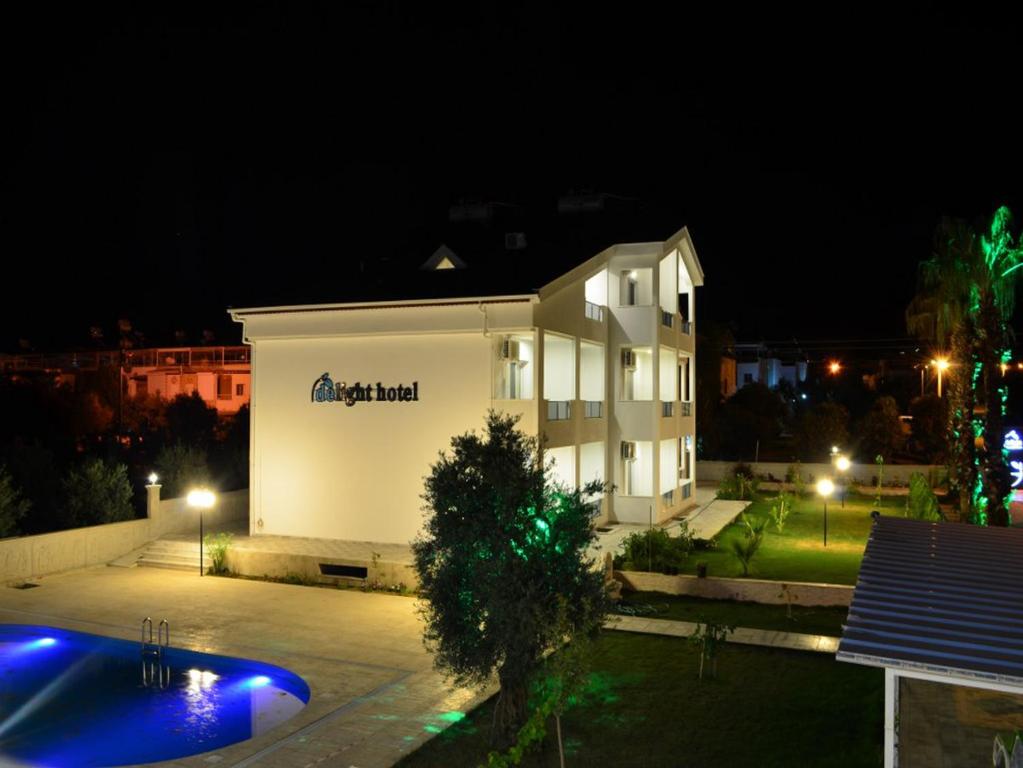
[838,514,1023,768]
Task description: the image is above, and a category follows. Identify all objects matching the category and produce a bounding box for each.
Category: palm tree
[907,208,1023,525]
[972,207,1023,525]
[907,218,978,521]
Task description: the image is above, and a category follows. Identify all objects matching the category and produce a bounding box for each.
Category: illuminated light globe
[186,489,216,509]
[816,478,835,497]
[836,456,851,472]
[147,472,159,485]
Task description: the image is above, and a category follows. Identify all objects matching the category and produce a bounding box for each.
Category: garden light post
[835,455,850,508]
[186,489,216,577]
[816,478,834,547]
[933,357,950,397]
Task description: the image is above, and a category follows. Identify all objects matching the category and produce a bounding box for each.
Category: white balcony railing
[547,400,571,421]
[584,302,605,322]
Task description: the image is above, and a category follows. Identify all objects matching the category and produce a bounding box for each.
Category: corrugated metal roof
[837,515,1023,688]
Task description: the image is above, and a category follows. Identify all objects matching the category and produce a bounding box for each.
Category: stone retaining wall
[616,570,854,607]
[698,460,944,487]
[0,488,248,584]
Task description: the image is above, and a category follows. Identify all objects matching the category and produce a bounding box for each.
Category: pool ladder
[141,617,170,658]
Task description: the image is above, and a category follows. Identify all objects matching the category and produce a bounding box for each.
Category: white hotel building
[230,226,703,545]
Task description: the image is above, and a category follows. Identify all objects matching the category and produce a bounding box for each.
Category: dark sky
[2,5,1020,351]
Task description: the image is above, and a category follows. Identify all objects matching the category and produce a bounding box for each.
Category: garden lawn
[617,592,848,636]
[680,492,895,584]
[396,632,883,767]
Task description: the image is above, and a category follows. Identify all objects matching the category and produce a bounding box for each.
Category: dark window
[217,374,233,400]
[235,383,244,396]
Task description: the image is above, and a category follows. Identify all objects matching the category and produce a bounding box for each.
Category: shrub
[616,523,693,574]
[769,492,794,533]
[732,462,755,479]
[717,472,759,500]
[0,465,30,538]
[906,472,941,521]
[204,532,233,574]
[63,458,134,528]
[155,443,211,499]
[689,620,735,680]
[786,462,807,496]
[731,512,767,576]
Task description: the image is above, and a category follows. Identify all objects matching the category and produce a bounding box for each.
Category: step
[138,553,201,567]
[146,541,202,553]
[137,559,203,571]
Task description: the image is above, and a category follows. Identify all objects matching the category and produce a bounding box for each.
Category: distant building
[0,346,250,415]
[733,343,807,390]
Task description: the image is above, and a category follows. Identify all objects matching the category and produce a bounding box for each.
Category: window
[217,375,233,400]
[236,383,245,396]
[743,372,754,385]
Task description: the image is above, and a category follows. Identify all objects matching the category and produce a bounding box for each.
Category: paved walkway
[606,614,840,654]
[0,566,488,768]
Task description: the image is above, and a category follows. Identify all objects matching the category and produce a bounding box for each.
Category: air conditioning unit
[620,441,636,461]
[621,349,637,370]
[499,339,521,362]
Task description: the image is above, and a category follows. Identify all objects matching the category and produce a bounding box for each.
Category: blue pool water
[0,625,310,767]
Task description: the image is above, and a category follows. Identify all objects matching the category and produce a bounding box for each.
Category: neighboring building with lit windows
[230,226,703,544]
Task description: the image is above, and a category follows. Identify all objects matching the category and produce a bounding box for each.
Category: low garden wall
[697,460,944,488]
[615,570,854,607]
[0,488,248,584]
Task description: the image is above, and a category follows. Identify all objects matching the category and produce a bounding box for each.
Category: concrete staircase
[136,539,204,572]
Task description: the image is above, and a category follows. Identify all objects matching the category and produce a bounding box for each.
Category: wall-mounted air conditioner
[621,349,637,370]
[499,339,521,362]
[621,441,636,461]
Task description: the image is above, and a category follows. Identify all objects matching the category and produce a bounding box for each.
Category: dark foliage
[412,412,608,748]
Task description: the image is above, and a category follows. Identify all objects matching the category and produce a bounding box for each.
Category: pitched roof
[837,515,1023,688]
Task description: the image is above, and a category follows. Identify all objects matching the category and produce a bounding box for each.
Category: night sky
[3,5,1020,351]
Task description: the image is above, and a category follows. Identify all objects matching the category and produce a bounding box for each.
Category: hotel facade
[230,226,703,545]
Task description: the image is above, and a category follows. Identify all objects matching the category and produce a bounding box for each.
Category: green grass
[396,633,883,767]
[680,492,895,585]
[617,592,848,636]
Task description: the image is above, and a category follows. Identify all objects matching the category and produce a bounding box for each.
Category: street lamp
[186,489,216,577]
[147,472,159,486]
[933,358,950,397]
[816,478,834,547]
[828,361,841,375]
[835,455,850,508]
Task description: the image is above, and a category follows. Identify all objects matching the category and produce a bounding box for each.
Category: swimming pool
[0,625,310,767]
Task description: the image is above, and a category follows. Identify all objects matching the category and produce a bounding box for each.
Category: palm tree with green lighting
[972,206,1023,525]
[908,206,1023,525]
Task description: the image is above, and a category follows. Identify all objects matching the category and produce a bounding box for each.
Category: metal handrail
[158,619,170,649]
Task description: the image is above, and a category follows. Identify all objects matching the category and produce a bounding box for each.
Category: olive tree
[413,412,608,747]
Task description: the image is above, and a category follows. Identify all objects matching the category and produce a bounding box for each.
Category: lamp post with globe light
[187,489,216,576]
[816,478,834,547]
[835,455,851,507]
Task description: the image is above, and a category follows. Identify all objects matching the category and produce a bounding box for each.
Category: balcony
[661,401,674,417]
[584,301,605,322]
[681,481,692,499]
[661,489,674,506]
[547,400,572,421]
[680,401,693,417]
[660,310,674,328]
[584,400,603,419]
[681,320,693,335]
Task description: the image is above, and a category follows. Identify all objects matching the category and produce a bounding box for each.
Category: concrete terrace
[0,566,491,768]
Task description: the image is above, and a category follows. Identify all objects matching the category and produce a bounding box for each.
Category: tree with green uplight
[413,411,609,748]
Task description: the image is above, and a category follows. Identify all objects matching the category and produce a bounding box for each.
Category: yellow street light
[933,358,950,397]
[816,478,834,546]
[187,489,217,576]
[828,361,841,375]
